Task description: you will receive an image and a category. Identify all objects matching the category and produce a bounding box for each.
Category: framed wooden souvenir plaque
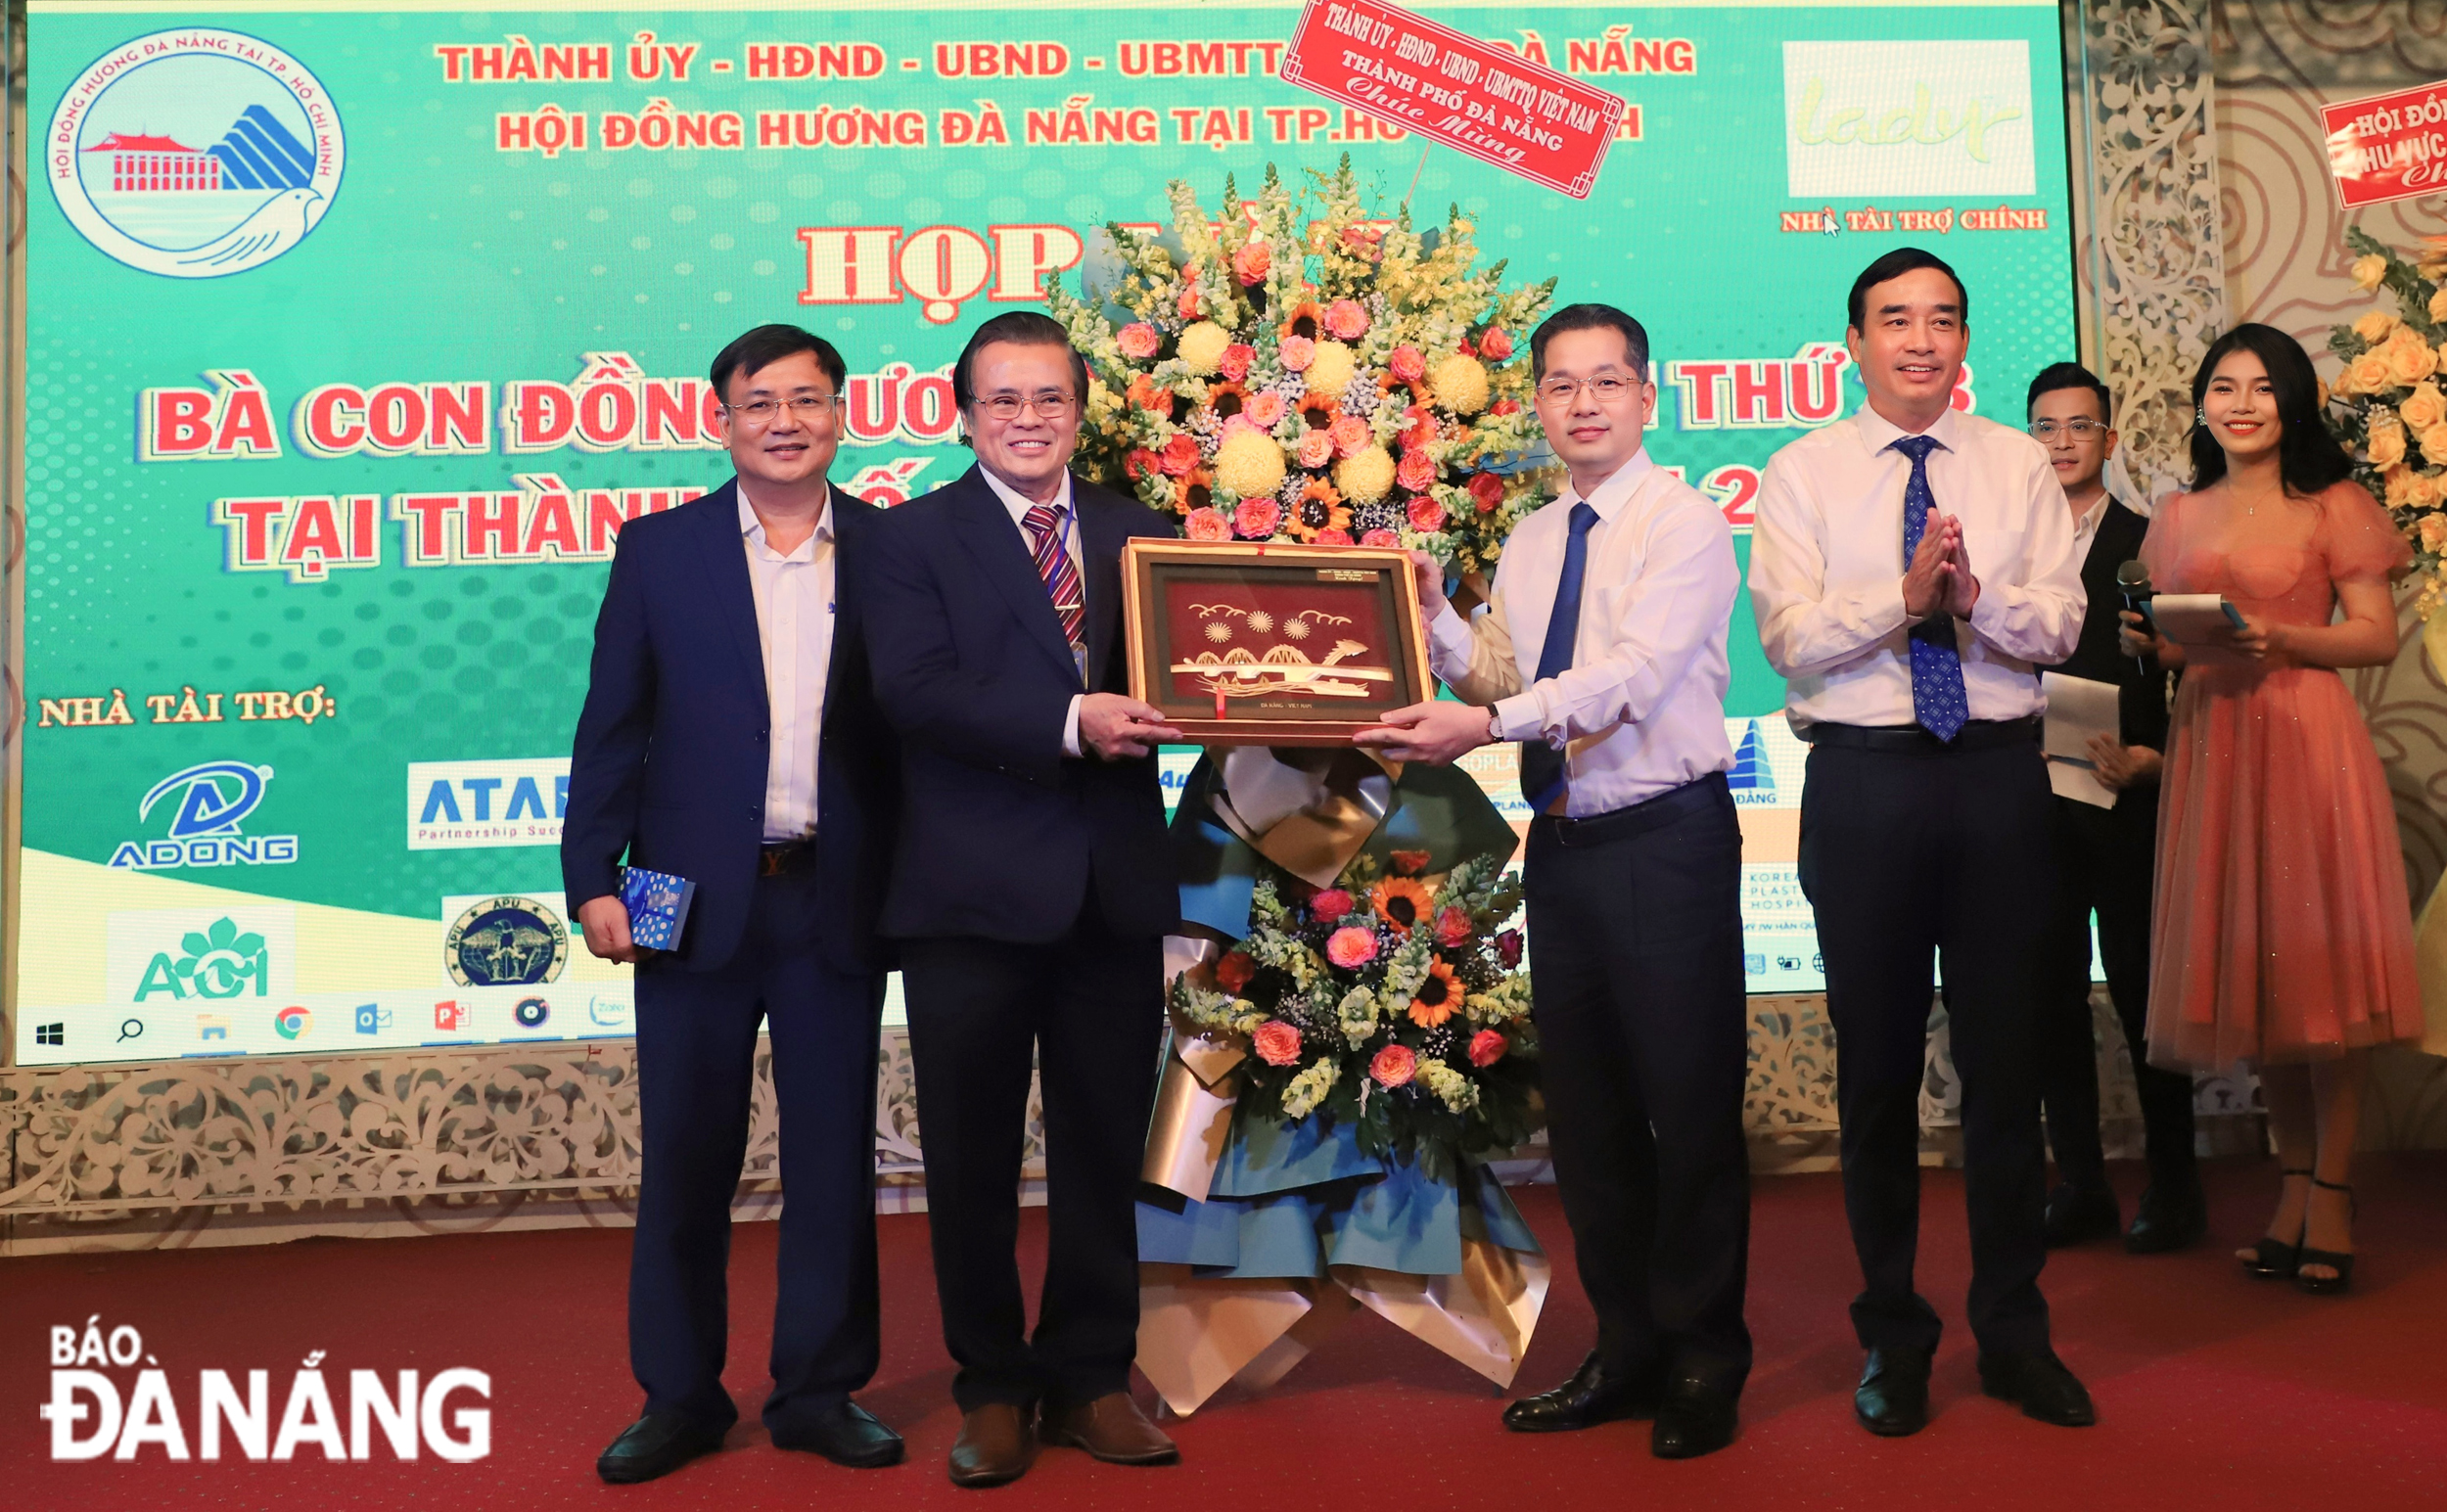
[1121,539,1434,745]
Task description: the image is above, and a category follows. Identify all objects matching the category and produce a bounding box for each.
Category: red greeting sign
[2323,81,2447,209]
[1278,0,1628,199]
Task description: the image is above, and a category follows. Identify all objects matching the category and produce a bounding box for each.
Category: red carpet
[7,1155,2444,1509]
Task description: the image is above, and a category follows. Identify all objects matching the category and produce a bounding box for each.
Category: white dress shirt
[739,486,836,841]
[2070,490,2109,561]
[1427,449,1738,816]
[979,464,1087,758]
[1748,405,2085,733]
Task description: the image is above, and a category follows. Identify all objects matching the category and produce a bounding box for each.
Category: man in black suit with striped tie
[860,311,1183,1488]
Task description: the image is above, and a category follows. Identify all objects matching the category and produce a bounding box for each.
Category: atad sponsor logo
[441,894,570,987]
[406,758,569,850]
[43,1318,489,1462]
[108,760,299,872]
[1782,40,2034,198]
[47,29,345,279]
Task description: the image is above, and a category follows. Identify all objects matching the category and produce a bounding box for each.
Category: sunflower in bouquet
[2326,226,2447,615]
[1168,848,1539,1174]
[1046,157,1556,580]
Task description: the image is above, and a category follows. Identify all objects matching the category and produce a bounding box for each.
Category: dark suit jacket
[561,480,898,975]
[862,464,1179,943]
[2046,497,2168,753]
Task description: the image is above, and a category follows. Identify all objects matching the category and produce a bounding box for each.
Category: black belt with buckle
[1803,716,2040,754]
[758,838,816,877]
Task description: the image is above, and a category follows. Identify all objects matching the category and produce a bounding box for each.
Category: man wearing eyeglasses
[860,310,1183,1488]
[2023,362,2198,1256]
[1357,303,1751,1459]
[566,324,903,1483]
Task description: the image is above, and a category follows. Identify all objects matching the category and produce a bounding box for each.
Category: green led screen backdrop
[18,0,2076,1065]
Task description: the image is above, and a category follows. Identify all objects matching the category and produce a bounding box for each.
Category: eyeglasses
[1536,375,1637,405]
[975,390,1077,421]
[724,394,839,425]
[2028,419,2106,440]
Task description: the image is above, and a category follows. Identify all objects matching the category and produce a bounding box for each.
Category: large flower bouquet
[1169,847,1538,1174]
[2326,226,2447,614]
[1046,158,1555,578]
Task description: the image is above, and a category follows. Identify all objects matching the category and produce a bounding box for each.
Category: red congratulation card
[1278,0,1630,199]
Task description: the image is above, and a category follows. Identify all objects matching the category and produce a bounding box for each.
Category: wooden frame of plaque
[1121,539,1435,745]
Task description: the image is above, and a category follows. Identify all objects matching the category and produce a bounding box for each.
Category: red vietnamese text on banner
[2323,81,2447,209]
[1278,0,1628,200]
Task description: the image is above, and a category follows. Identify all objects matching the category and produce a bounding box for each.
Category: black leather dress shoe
[1977,1351,2096,1427]
[597,1412,727,1485]
[2042,1183,2121,1249]
[1854,1346,1932,1438]
[1648,1375,1739,1460]
[770,1400,905,1468]
[2124,1183,2208,1255]
[1501,1352,1660,1433]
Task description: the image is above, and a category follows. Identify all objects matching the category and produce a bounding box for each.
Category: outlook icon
[353,1002,393,1035]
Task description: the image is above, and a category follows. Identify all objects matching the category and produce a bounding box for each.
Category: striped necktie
[1022,503,1085,652]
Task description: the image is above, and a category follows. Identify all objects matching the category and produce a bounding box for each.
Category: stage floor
[7,1156,2444,1508]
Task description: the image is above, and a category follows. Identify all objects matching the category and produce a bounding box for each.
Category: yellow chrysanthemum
[1214,429,1287,499]
[1177,320,1231,376]
[1305,339,1358,398]
[1428,352,1491,415]
[1334,443,1396,505]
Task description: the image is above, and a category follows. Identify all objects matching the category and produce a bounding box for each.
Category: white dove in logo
[174,189,326,274]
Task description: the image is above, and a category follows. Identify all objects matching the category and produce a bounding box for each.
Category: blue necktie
[1891,435,1967,742]
[1520,501,1599,812]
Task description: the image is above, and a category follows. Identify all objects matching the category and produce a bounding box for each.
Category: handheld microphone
[2115,560,2153,675]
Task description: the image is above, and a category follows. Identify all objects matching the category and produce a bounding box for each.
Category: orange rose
[1329,413,1372,458]
[2386,330,2440,387]
[1116,322,1161,360]
[1253,1020,1303,1067]
[1467,1029,1507,1067]
[1233,242,1271,286]
[1298,430,1336,469]
[2401,381,2447,433]
[1368,1043,1417,1087]
[2369,420,2408,470]
[2421,424,2447,468]
[1160,434,1201,476]
[1185,506,1232,541]
[2346,351,2394,396]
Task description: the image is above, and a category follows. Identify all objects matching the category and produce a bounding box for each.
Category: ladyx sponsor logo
[42,1317,490,1462]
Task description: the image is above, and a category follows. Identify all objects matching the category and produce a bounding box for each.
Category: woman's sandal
[2238,1168,2312,1279]
[2296,1177,2357,1297]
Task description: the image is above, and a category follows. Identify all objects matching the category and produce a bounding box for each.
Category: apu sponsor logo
[1782,40,2034,198]
[407,758,568,849]
[109,760,299,871]
[442,894,571,987]
[48,29,345,279]
[43,1318,488,1462]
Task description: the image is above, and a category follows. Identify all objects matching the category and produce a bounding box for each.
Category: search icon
[117,1018,144,1043]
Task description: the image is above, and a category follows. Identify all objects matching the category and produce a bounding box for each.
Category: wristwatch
[1484,707,1501,743]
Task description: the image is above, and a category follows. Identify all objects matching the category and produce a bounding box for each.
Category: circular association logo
[273,1004,312,1039]
[513,997,551,1030]
[48,29,345,279]
[445,896,570,987]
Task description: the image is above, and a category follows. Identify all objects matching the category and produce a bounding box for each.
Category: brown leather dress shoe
[1039,1393,1179,1465]
[948,1403,1036,1489]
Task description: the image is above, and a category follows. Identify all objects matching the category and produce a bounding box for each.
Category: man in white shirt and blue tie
[1748,249,2092,1439]
[1359,303,1751,1460]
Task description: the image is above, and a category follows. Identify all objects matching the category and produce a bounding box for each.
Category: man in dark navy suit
[861,311,1182,1488]
[564,324,902,1485]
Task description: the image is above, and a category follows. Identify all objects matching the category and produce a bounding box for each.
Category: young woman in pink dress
[2120,323,2425,1296]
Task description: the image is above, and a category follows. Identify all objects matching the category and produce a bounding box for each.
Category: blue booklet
[617,866,696,950]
